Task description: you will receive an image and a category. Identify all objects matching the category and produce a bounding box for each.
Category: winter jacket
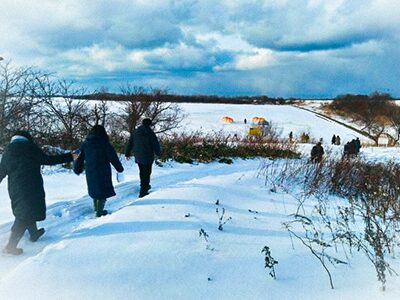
[0,138,73,221]
[74,134,124,199]
[311,144,324,162]
[125,125,161,165]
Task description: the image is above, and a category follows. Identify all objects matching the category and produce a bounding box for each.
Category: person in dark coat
[354,137,361,155]
[0,130,75,255]
[310,142,324,163]
[125,118,161,198]
[331,134,336,145]
[335,135,341,145]
[74,125,124,217]
[343,140,356,158]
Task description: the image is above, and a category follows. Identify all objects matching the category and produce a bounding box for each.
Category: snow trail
[0,160,263,282]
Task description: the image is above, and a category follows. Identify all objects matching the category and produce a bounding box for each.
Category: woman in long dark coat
[74,125,124,217]
[0,131,75,255]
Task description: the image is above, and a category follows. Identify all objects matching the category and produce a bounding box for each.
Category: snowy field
[1,103,400,300]
[178,103,372,145]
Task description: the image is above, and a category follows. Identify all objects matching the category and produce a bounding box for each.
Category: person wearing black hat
[0,130,77,255]
[125,118,161,198]
[74,125,124,217]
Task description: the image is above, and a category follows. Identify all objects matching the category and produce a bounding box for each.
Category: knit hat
[12,130,33,142]
[142,118,152,126]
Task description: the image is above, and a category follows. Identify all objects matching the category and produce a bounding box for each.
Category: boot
[30,228,45,242]
[139,189,149,198]
[96,210,108,217]
[27,222,45,242]
[96,199,108,217]
[93,199,98,212]
[3,231,23,255]
[3,245,23,255]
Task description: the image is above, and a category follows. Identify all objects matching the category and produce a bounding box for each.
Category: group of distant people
[311,135,362,163]
[343,138,362,158]
[331,134,341,145]
[0,118,160,255]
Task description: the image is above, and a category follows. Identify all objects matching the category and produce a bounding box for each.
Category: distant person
[343,140,356,158]
[311,142,324,163]
[331,134,336,145]
[343,142,350,158]
[335,135,341,145]
[354,137,361,154]
[0,130,76,255]
[125,118,161,198]
[289,131,293,142]
[74,125,124,217]
[244,118,247,124]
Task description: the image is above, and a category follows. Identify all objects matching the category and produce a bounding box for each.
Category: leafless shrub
[262,156,400,290]
[283,214,347,289]
[261,246,279,279]
[160,131,299,164]
[216,207,232,231]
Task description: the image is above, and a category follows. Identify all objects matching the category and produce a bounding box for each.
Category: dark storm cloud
[1,0,399,97]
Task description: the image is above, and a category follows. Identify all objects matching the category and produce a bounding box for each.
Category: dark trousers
[138,163,152,191]
[8,218,38,247]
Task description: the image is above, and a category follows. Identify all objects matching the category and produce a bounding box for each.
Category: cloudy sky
[1,0,399,98]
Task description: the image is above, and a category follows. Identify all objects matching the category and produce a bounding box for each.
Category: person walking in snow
[335,135,341,145]
[310,142,324,163]
[343,140,357,158]
[331,134,336,145]
[0,130,76,255]
[354,137,361,155]
[125,118,161,198]
[74,125,124,217]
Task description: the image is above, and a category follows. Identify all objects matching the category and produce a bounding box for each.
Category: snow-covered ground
[1,103,400,300]
[178,103,372,145]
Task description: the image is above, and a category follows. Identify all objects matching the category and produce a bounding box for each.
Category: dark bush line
[157,133,299,164]
[76,92,298,105]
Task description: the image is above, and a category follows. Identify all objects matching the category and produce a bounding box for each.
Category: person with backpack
[74,125,124,217]
[125,118,161,198]
[0,130,77,255]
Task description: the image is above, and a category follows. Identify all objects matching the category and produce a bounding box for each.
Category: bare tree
[0,61,38,142]
[145,88,185,134]
[89,101,109,127]
[34,75,89,148]
[87,86,111,127]
[116,84,185,134]
[385,105,400,145]
[329,93,393,145]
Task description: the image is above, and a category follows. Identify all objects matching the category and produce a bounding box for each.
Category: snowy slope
[1,103,399,300]
[178,103,372,144]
